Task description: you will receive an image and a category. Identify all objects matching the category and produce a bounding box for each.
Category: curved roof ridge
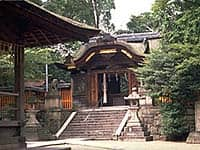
[74,40,144,62]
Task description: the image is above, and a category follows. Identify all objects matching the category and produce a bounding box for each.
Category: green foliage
[140,44,200,102]
[127,12,156,33]
[44,0,115,31]
[160,102,189,140]
[24,47,71,82]
[140,0,200,141]
[172,52,200,101]
[152,0,200,44]
[24,48,54,80]
[167,7,200,44]
[48,64,71,82]
[0,53,14,87]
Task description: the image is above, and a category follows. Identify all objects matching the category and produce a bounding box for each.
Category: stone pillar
[45,79,62,134]
[186,101,200,144]
[122,87,153,141]
[126,102,141,129]
[24,109,41,141]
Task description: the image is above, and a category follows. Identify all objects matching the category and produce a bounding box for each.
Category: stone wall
[139,105,164,140]
[185,102,195,132]
[138,102,195,141]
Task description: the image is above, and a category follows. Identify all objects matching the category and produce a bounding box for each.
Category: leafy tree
[43,0,115,32]
[160,102,188,141]
[24,48,54,81]
[140,0,200,101]
[24,47,71,82]
[139,0,200,140]
[140,44,200,102]
[127,12,156,33]
[152,0,200,44]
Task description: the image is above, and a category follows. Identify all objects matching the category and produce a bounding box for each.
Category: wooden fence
[60,88,72,109]
[0,92,18,120]
[0,88,72,115]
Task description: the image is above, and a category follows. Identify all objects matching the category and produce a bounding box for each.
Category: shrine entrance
[97,72,128,106]
[88,69,137,107]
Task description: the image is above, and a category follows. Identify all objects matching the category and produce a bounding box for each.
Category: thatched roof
[0,0,100,47]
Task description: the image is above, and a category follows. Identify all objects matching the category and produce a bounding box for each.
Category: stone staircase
[59,106,128,139]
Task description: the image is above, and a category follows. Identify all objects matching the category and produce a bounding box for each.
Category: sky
[111,0,155,30]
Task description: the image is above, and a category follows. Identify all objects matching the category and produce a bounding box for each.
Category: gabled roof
[0,0,100,47]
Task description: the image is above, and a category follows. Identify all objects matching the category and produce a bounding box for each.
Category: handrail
[0,91,19,96]
[115,110,130,137]
[55,111,77,138]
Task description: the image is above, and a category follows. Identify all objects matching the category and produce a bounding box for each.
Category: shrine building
[61,32,160,109]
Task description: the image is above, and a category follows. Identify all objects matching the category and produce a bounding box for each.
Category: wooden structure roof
[57,35,145,71]
[90,32,161,43]
[0,0,100,47]
[56,33,161,71]
[74,40,144,67]
[114,32,161,43]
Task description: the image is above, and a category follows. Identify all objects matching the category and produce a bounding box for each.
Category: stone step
[62,131,115,138]
[60,108,127,139]
[120,135,153,141]
[65,129,116,134]
[69,120,122,125]
[66,125,119,130]
[74,114,125,120]
[123,131,149,137]
[65,127,117,131]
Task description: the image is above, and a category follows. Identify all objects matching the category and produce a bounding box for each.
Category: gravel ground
[28,139,200,150]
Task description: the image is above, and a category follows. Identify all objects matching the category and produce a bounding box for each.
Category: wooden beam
[37,29,52,45]
[30,32,41,46]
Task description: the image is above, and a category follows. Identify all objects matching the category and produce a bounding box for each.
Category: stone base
[0,136,26,150]
[186,131,200,144]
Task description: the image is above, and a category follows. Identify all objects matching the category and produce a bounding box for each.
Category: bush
[160,102,189,141]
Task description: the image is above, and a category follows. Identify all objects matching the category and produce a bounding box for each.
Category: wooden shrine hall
[0,0,100,149]
[61,33,160,109]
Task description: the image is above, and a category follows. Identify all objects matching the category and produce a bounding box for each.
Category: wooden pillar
[103,73,107,104]
[128,71,138,94]
[128,71,133,94]
[14,44,25,136]
[88,71,98,107]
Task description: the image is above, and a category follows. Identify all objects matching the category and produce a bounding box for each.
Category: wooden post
[128,71,133,94]
[103,73,107,104]
[14,44,25,136]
